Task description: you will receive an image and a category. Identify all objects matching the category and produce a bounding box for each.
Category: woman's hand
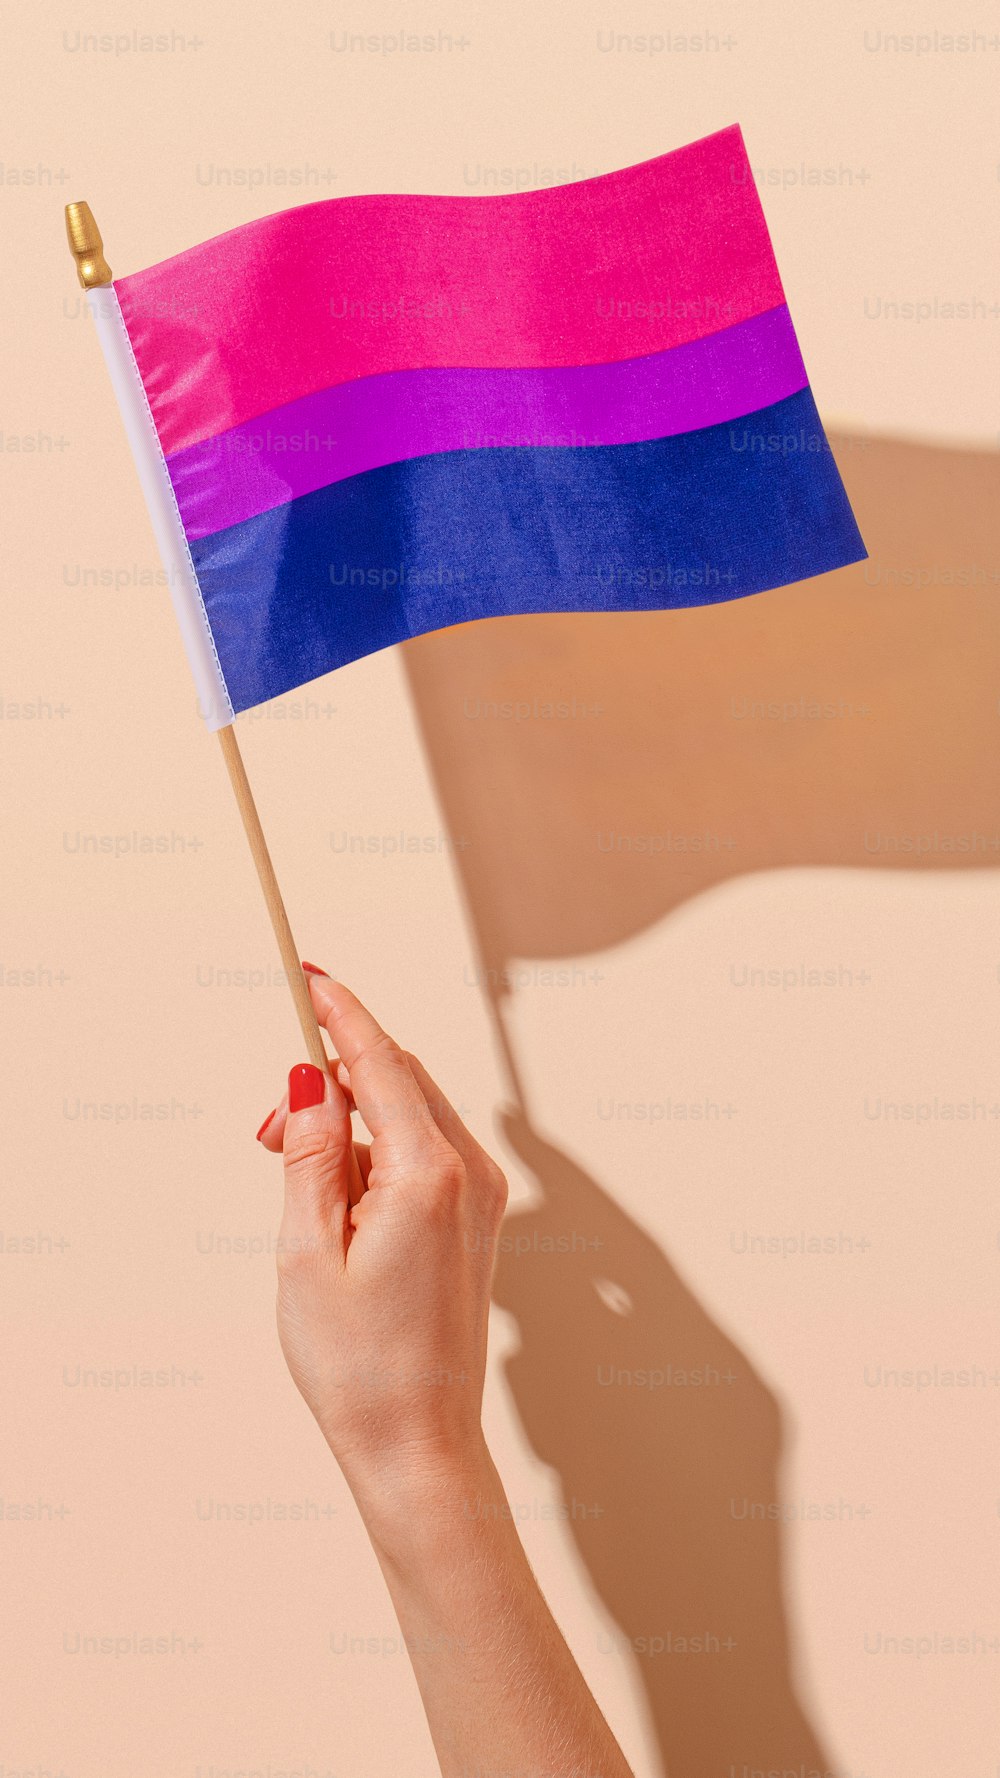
[258,972,508,1511]
[256,970,633,1778]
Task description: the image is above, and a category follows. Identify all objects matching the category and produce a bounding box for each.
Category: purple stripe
[168,305,806,540]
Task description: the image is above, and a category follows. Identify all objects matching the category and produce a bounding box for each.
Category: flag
[111,123,865,721]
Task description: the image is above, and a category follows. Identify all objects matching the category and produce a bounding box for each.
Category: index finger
[306,975,445,1160]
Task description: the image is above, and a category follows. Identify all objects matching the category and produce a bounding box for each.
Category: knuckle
[284,1123,347,1178]
[484,1160,509,1213]
[360,1028,400,1063]
[414,1144,466,1200]
[434,1147,467,1193]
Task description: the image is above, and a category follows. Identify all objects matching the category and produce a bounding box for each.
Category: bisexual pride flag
[112,123,865,723]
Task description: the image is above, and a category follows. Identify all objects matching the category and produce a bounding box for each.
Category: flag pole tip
[65,201,112,287]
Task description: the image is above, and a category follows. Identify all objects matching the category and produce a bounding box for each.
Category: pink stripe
[115,125,785,458]
[167,306,806,540]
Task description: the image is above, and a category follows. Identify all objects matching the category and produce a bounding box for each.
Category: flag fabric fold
[113,123,866,718]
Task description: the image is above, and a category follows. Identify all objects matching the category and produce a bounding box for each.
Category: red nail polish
[288,1063,325,1111]
[301,961,329,977]
[255,1109,276,1142]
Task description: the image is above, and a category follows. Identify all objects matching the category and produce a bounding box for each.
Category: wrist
[342,1433,504,1566]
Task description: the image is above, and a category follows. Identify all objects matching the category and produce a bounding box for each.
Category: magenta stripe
[115,126,786,457]
[167,305,805,540]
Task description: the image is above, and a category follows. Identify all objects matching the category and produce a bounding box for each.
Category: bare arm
[359,1442,631,1777]
[258,971,633,1778]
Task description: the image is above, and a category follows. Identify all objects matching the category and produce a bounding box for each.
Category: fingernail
[288,1063,326,1112]
[255,1109,276,1142]
[301,961,329,977]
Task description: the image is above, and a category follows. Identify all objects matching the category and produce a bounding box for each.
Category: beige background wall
[3,2,999,1774]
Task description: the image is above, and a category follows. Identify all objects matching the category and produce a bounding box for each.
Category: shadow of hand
[493,1104,830,1778]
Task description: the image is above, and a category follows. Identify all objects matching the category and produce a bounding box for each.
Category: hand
[256,972,633,1778]
[257,973,508,1512]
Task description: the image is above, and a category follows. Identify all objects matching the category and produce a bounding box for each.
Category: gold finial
[65,201,112,287]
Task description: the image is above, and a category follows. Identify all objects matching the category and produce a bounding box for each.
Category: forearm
[354,1438,634,1778]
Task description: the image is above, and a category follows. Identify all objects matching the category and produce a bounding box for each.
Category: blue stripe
[189,386,865,715]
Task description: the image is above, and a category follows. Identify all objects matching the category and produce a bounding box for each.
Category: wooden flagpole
[215,724,329,1071]
[65,201,330,1075]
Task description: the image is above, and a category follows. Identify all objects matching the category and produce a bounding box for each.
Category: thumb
[280,1063,355,1263]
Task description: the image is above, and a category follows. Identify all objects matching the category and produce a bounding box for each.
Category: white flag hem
[88,285,234,731]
